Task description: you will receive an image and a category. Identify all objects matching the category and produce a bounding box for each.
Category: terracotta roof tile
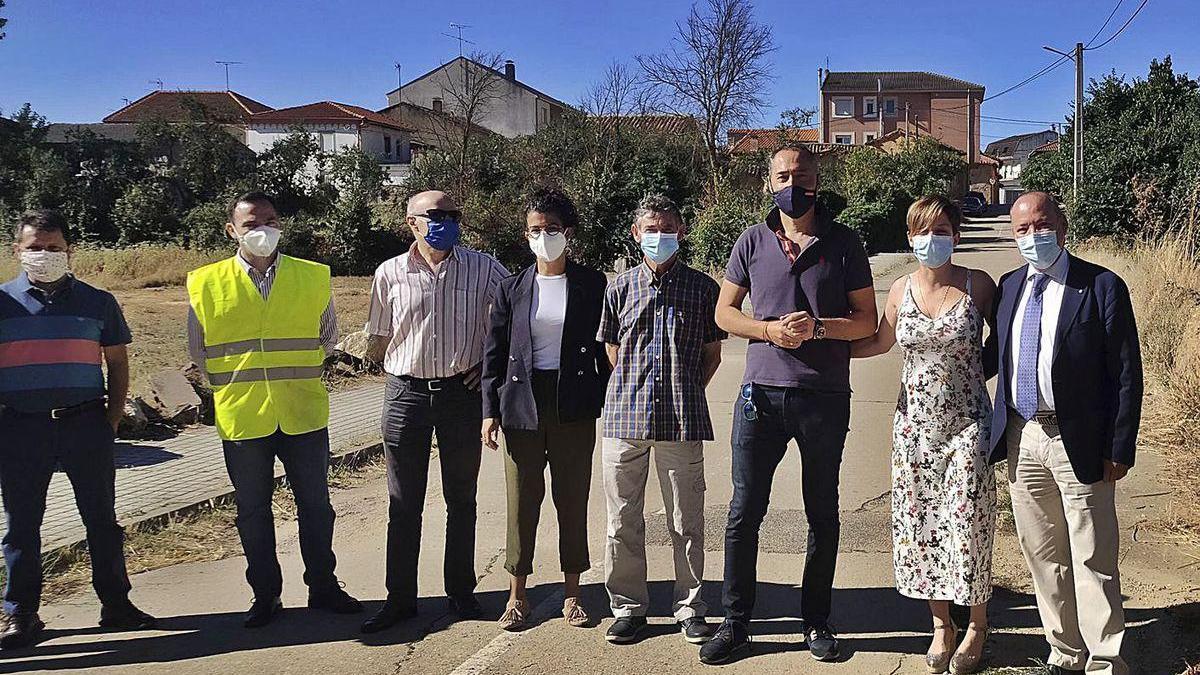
[250,101,415,132]
[593,115,701,136]
[822,71,984,93]
[728,128,819,154]
[102,90,272,123]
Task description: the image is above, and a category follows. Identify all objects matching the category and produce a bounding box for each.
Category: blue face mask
[424,218,460,251]
[640,232,679,264]
[911,234,954,269]
[1016,230,1062,270]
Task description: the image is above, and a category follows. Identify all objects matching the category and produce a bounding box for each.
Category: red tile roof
[593,115,701,136]
[822,71,984,93]
[1031,139,1060,154]
[728,128,819,154]
[103,90,272,124]
[250,102,415,132]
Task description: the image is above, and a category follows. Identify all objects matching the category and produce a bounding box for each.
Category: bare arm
[714,280,807,348]
[819,286,879,341]
[851,277,905,358]
[103,345,130,432]
[701,341,722,386]
[605,343,619,369]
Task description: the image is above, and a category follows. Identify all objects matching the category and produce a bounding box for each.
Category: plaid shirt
[598,261,725,441]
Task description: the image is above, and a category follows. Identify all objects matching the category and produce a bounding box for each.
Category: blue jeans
[0,408,131,616]
[721,384,851,626]
[222,427,338,599]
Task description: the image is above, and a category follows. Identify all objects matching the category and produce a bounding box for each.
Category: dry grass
[1080,217,1200,541]
[0,245,228,291]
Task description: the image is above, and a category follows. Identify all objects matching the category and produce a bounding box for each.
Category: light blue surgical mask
[1016,230,1062,270]
[639,232,679,264]
[911,234,954,269]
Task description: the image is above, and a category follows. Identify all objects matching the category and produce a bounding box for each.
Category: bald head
[1011,191,1067,246]
[406,190,458,216]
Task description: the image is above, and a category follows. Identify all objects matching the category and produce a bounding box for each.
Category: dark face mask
[773,186,817,219]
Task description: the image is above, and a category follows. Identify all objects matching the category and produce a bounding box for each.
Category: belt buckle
[427,379,443,392]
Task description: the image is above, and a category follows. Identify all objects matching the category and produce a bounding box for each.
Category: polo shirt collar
[16,272,75,299]
[766,206,830,237]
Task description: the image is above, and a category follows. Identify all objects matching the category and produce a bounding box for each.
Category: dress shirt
[1009,250,1070,411]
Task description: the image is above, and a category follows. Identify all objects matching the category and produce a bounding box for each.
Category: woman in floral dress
[852,195,998,674]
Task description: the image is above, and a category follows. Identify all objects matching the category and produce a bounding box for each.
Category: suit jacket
[482,260,610,430]
[985,253,1143,484]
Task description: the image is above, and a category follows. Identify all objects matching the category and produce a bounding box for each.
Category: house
[819,71,984,162]
[43,123,140,145]
[101,90,273,142]
[867,130,1001,203]
[727,127,821,155]
[387,57,572,138]
[375,100,494,157]
[985,129,1059,204]
[247,102,416,185]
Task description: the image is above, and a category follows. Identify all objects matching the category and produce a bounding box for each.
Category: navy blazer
[985,253,1143,484]
[481,260,610,431]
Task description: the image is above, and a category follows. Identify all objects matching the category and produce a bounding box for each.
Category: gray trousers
[602,437,706,620]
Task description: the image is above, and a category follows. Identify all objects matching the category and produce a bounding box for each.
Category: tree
[637,0,775,195]
[256,126,322,217]
[429,51,509,193]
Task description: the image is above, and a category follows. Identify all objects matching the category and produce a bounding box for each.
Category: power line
[1087,0,1125,47]
[1087,0,1150,51]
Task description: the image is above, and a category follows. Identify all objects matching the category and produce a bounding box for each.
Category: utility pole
[394,62,403,105]
[215,61,243,91]
[1044,42,1084,200]
[966,89,974,165]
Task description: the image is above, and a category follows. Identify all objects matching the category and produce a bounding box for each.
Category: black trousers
[721,385,851,626]
[382,374,482,606]
[222,427,338,599]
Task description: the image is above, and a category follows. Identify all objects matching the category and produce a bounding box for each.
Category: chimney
[504,60,516,81]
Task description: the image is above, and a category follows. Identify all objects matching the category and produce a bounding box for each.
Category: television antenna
[394,62,403,103]
[215,61,243,91]
[149,79,164,90]
[442,23,475,56]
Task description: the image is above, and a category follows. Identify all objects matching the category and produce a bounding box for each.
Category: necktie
[1015,273,1051,420]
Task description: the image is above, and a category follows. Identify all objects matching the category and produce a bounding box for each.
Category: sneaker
[698,620,750,665]
[806,622,840,661]
[679,616,714,644]
[605,616,647,644]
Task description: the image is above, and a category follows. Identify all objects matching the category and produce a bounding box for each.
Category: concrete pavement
[4,218,1198,674]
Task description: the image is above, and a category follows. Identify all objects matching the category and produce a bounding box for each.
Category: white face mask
[20,251,70,283]
[237,225,281,258]
[528,231,567,262]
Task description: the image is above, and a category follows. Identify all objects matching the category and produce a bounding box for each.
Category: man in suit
[986,191,1142,675]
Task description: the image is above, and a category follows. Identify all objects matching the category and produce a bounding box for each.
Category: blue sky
[1,0,1196,146]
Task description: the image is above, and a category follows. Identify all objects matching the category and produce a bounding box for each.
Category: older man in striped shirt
[360,190,509,633]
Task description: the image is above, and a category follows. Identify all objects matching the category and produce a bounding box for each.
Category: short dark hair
[13,209,72,245]
[227,191,278,221]
[768,143,817,170]
[525,187,579,229]
[632,193,682,226]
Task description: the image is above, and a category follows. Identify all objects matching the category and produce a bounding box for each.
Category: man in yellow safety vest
[186,191,361,628]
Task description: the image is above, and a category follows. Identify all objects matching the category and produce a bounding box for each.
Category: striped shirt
[598,261,725,441]
[366,243,509,379]
[187,254,338,376]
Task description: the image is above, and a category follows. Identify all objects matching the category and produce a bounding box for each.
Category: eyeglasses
[414,209,462,222]
[526,226,565,238]
[740,384,758,421]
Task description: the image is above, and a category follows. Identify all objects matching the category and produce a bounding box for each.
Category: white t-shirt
[531,273,568,370]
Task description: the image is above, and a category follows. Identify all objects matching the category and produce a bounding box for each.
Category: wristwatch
[812,317,826,340]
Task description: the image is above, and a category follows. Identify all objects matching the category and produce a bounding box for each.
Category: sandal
[498,599,528,631]
[563,597,590,628]
[926,621,958,673]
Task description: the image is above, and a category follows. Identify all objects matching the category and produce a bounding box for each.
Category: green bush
[690,186,770,271]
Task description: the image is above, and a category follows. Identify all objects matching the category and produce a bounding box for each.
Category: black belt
[2,398,108,421]
[399,373,466,393]
[1010,407,1059,427]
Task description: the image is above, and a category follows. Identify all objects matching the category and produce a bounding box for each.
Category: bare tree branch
[428,51,508,193]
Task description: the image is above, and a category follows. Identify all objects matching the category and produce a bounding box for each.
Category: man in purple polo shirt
[699,145,877,665]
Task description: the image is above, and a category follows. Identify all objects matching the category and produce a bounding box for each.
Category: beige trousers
[602,438,706,620]
[1006,412,1127,675]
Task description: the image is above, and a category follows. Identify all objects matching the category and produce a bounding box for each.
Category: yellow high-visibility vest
[186,255,331,441]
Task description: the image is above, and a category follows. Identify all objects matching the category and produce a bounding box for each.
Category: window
[832,96,854,117]
[834,132,854,145]
[863,96,877,117]
[384,135,392,157]
[320,132,336,152]
[864,132,877,144]
[883,97,898,117]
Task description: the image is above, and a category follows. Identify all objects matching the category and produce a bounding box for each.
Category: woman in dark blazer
[481,188,609,631]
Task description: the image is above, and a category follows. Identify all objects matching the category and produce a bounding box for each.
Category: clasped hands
[764,311,814,349]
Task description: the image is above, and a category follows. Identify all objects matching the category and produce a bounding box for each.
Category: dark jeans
[722,384,851,626]
[222,427,337,599]
[382,374,482,606]
[503,370,595,577]
[0,408,131,615]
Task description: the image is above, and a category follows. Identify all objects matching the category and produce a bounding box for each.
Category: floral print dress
[891,272,996,606]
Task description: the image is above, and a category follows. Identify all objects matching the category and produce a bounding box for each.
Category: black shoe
[308,584,363,614]
[361,600,417,633]
[806,622,840,661]
[605,616,647,644]
[244,596,283,628]
[679,616,714,644]
[98,601,157,630]
[448,595,483,620]
[698,620,750,665]
[0,613,45,650]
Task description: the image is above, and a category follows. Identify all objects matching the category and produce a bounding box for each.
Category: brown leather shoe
[0,613,45,650]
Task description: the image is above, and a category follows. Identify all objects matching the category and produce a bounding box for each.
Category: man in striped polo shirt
[361,190,509,633]
[0,210,155,650]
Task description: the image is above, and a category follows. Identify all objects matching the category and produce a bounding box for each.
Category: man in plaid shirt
[597,194,725,646]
